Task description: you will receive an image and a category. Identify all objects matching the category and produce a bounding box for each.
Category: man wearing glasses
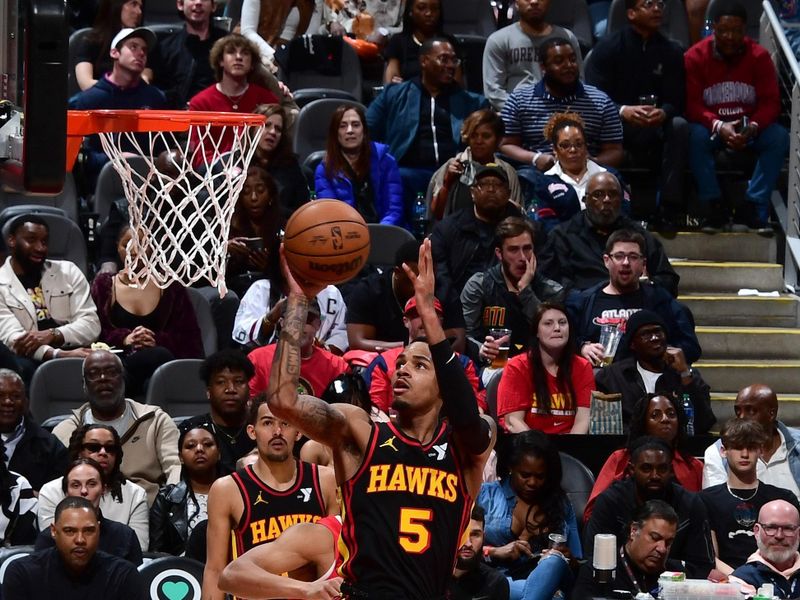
[567,225,700,365]
[54,350,181,505]
[585,0,688,230]
[730,500,800,597]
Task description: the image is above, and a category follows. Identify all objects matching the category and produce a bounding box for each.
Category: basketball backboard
[0,0,67,193]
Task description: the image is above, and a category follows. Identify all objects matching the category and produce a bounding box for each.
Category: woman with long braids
[478,430,582,600]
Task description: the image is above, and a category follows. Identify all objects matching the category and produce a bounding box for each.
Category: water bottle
[701,19,713,38]
[412,192,428,240]
[682,393,695,436]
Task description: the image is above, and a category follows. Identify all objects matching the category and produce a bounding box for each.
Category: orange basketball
[283,200,371,285]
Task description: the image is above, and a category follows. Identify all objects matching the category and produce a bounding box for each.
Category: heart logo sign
[161,580,190,600]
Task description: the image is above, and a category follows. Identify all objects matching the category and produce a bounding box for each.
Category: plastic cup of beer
[598,324,622,366]
[489,328,512,369]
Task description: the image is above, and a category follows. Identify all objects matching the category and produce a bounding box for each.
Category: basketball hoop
[66,109,266,295]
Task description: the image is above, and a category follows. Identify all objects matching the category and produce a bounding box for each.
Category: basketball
[283,200,371,285]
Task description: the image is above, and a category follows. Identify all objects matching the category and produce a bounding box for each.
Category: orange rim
[65,109,266,170]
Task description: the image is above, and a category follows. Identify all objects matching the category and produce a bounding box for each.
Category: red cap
[404,297,444,316]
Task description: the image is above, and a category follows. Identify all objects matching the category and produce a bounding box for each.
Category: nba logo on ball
[284,200,371,285]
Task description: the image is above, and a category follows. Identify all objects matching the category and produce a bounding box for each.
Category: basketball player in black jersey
[201,393,339,600]
[268,239,496,599]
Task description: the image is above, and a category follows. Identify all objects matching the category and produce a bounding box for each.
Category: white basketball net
[97,120,265,296]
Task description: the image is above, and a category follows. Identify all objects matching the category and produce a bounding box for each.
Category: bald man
[703,384,800,501]
[730,500,800,598]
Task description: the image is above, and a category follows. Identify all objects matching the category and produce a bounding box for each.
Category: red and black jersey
[338,420,472,599]
[230,461,326,558]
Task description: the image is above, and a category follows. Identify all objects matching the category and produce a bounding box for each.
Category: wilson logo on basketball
[308,256,364,274]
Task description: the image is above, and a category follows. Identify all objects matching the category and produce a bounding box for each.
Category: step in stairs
[656,232,800,428]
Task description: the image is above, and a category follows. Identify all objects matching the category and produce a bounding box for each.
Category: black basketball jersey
[230,460,326,558]
[338,420,472,599]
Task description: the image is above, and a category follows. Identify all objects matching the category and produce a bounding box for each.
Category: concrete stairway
[657,232,800,428]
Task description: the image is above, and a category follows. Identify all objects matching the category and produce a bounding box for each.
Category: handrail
[762,1,800,81]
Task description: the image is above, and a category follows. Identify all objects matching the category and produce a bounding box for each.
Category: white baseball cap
[111,27,157,52]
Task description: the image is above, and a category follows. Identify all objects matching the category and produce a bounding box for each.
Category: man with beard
[181,350,256,474]
[447,504,509,600]
[567,229,700,365]
[730,500,800,597]
[460,216,563,363]
[594,310,713,431]
[53,350,181,504]
[583,436,715,578]
[202,394,338,600]
[574,499,678,597]
[2,496,145,599]
[538,171,678,295]
[499,38,623,174]
[431,164,524,326]
[248,298,348,397]
[0,216,100,378]
[701,419,799,577]
[483,0,582,111]
[367,37,489,205]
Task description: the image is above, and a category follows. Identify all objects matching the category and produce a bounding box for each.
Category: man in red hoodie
[684,0,788,233]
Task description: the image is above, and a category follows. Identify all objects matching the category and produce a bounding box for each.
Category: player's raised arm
[267,247,371,458]
[403,240,496,491]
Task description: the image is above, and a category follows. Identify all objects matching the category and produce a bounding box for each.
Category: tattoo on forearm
[267,295,308,409]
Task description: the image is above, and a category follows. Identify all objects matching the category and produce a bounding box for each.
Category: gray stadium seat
[0,546,35,587]
[68,28,92,99]
[28,357,86,422]
[366,224,416,270]
[293,98,366,165]
[442,0,497,36]
[186,287,219,357]
[0,212,89,276]
[145,359,208,417]
[93,156,149,225]
[283,36,363,103]
[607,0,690,48]
[559,452,595,528]
[292,87,359,109]
[0,173,80,224]
[545,0,594,50]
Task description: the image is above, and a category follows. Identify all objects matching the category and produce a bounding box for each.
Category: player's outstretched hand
[279,243,327,300]
[304,576,343,599]
[402,238,436,316]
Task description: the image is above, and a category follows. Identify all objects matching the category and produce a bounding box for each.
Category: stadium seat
[0,546,34,587]
[293,98,366,165]
[302,150,326,190]
[442,0,497,36]
[185,287,219,357]
[559,452,595,530]
[138,556,205,600]
[144,359,208,417]
[366,224,416,270]
[484,368,504,421]
[93,156,149,226]
[454,34,488,95]
[143,0,184,24]
[0,173,80,225]
[0,212,89,276]
[545,0,594,51]
[705,0,779,40]
[68,28,92,99]
[292,87,359,109]
[281,36,363,103]
[28,357,86,422]
[147,22,184,41]
[607,0,690,48]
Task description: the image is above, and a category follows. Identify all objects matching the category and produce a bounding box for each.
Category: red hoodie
[684,36,780,132]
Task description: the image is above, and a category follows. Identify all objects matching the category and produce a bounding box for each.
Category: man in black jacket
[585,0,688,225]
[460,216,563,361]
[538,172,679,296]
[0,368,68,492]
[594,309,714,433]
[431,164,526,325]
[583,437,715,579]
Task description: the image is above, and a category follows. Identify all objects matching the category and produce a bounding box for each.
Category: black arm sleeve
[429,339,490,455]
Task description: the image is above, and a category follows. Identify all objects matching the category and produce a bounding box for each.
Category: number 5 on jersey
[399,507,433,553]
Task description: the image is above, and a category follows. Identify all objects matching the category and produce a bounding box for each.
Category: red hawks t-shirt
[248,344,348,397]
[496,353,594,433]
